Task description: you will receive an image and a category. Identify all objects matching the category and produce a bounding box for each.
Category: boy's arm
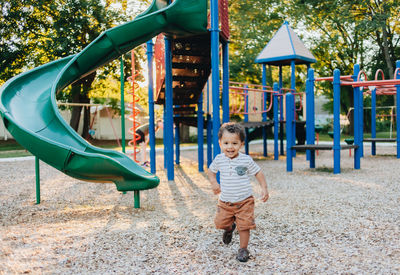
[207,169,221,195]
[255,170,269,202]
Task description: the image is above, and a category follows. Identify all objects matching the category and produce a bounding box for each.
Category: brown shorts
[214,196,256,231]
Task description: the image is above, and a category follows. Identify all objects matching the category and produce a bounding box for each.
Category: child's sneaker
[222,223,236,244]
[141,161,150,167]
[236,248,250,262]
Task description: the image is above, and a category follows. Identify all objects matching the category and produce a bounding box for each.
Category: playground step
[155,33,211,107]
[172,62,210,69]
[173,106,196,116]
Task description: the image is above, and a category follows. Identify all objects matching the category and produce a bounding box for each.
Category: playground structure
[362,64,400,156]
[285,62,400,174]
[255,21,316,157]
[221,81,274,156]
[0,0,212,207]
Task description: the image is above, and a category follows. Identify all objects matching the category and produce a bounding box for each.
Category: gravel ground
[0,143,399,274]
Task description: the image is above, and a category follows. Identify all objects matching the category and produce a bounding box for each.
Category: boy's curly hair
[218,122,245,142]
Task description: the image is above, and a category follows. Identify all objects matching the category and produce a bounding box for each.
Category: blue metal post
[198,92,204,172]
[396,60,400,158]
[175,122,180,165]
[360,79,364,157]
[273,83,279,160]
[306,64,311,161]
[286,93,294,172]
[290,60,296,90]
[146,40,156,174]
[164,37,174,180]
[262,64,268,156]
[279,65,284,155]
[306,68,316,168]
[210,0,220,158]
[333,69,341,174]
[291,60,297,157]
[120,56,126,153]
[353,64,361,169]
[222,41,230,123]
[371,87,376,156]
[244,84,249,155]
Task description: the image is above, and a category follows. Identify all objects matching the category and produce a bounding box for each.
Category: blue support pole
[120,56,126,153]
[333,69,341,174]
[306,64,311,161]
[371,87,376,156]
[222,41,230,123]
[198,92,204,172]
[244,84,249,155]
[146,40,156,174]
[279,66,284,155]
[306,68,316,168]
[273,82,279,160]
[286,93,294,172]
[290,60,296,90]
[175,122,180,165]
[360,80,364,157]
[291,60,296,157]
[164,37,174,180]
[210,0,220,158]
[396,60,400,158]
[262,64,267,156]
[353,64,361,169]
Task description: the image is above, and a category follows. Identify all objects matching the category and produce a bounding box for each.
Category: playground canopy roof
[255,21,316,66]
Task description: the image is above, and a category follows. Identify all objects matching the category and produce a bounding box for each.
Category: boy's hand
[211,182,221,195]
[261,188,269,202]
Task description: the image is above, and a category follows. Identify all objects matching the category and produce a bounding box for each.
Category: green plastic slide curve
[0,0,208,192]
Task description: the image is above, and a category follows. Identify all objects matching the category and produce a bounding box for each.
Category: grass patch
[0,140,25,151]
[0,150,32,158]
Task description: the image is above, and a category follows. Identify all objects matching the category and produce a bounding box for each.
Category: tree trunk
[70,82,83,132]
[81,72,96,139]
[382,23,394,79]
[69,72,96,138]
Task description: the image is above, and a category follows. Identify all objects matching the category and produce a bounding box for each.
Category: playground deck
[0,143,399,274]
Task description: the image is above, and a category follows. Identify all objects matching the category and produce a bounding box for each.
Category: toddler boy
[208,122,269,262]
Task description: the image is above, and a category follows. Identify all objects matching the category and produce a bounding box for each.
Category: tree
[0,0,53,83]
[43,0,122,138]
[1,0,150,139]
[284,0,399,134]
[228,1,282,84]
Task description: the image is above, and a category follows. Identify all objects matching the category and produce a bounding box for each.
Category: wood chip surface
[0,143,399,274]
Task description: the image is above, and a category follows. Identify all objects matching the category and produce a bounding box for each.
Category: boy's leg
[234,197,255,262]
[238,229,250,249]
[237,230,250,262]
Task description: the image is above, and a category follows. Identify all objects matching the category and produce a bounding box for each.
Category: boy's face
[218,131,244,159]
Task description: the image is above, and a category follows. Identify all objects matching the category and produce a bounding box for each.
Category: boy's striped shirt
[209,152,261,203]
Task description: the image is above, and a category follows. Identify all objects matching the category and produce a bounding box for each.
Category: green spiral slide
[0,0,208,191]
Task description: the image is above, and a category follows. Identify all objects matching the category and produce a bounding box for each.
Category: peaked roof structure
[255,21,316,66]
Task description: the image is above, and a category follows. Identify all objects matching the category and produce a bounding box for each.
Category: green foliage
[228,1,282,84]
